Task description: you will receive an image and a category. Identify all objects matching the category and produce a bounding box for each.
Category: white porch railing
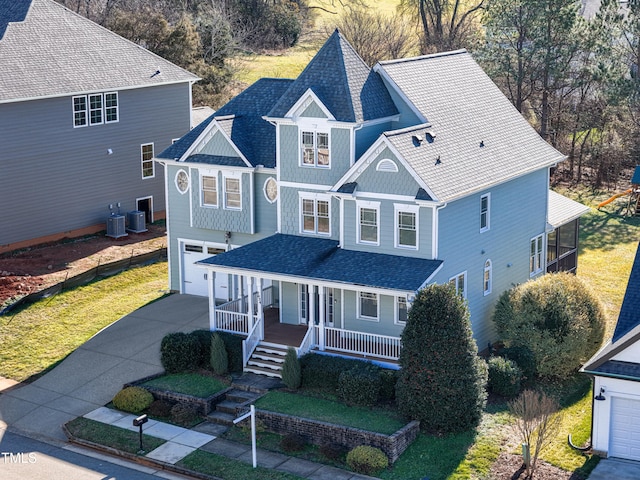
[214,286,272,334]
[296,326,315,357]
[316,326,401,361]
[242,318,262,367]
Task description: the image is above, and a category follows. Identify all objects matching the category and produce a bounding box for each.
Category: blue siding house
[157,31,588,376]
[0,0,198,253]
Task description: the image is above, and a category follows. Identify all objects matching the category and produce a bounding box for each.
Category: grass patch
[66,417,165,455]
[255,390,405,434]
[0,262,167,382]
[178,449,304,480]
[142,373,229,398]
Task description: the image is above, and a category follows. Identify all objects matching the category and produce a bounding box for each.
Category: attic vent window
[376,159,398,172]
[412,134,423,146]
[425,131,436,143]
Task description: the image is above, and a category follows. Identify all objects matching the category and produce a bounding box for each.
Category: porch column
[308,283,316,327]
[247,275,254,329]
[208,269,216,331]
[258,278,264,340]
[318,286,325,351]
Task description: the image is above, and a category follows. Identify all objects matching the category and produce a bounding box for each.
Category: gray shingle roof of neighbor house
[267,29,399,122]
[158,78,293,168]
[199,234,443,292]
[377,51,566,202]
[581,242,640,378]
[0,0,199,103]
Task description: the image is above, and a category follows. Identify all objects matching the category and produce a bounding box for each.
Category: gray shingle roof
[378,51,565,202]
[588,360,640,381]
[0,0,198,102]
[582,243,640,374]
[186,154,247,167]
[547,190,590,228]
[268,30,398,122]
[199,234,442,292]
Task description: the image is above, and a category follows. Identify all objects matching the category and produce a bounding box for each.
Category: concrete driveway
[588,457,640,479]
[0,294,210,442]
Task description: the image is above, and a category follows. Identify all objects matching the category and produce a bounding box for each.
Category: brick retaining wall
[256,410,419,463]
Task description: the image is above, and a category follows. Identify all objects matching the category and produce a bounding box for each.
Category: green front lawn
[66,417,165,455]
[255,390,405,435]
[142,373,229,398]
[0,262,168,382]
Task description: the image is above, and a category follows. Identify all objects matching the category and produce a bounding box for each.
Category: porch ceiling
[198,234,442,292]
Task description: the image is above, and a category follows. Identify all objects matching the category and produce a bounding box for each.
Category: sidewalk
[79,406,377,480]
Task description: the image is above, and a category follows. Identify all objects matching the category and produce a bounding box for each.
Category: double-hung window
[480,193,490,232]
[301,195,330,235]
[449,272,467,298]
[301,131,329,167]
[357,201,379,245]
[202,175,218,207]
[483,260,492,295]
[358,292,379,321]
[72,92,118,127]
[395,204,419,249]
[141,143,154,178]
[396,296,408,325]
[224,176,241,210]
[530,234,544,276]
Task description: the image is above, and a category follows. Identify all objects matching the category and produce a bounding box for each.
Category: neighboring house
[0,0,198,253]
[156,31,589,376]
[581,243,640,461]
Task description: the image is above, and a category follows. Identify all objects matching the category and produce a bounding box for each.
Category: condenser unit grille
[106,214,127,238]
[127,210,147,233]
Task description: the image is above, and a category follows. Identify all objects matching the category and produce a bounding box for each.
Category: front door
[299,285,334,326]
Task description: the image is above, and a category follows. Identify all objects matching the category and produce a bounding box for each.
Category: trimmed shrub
[396,284,487,434]
[210,333,228,375]
[346,445,388,475]
[281,347,302,390]
[170,403,200,426]
[493,272,606,379]
[280,433,307,452]
[190,329,214,367]
[337,367,380,407]
[379,369,398,403]
[217,332,244,373]
[300,354,366,392]
[112,386,154,414]
[501,346,536,385]
[320,442,348,461]
[160,332,202,373]
[488,356,522,397]
[148,399,173,418]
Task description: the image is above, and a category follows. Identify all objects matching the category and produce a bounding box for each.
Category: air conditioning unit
[106,214,127,238]
[127,210,147,233]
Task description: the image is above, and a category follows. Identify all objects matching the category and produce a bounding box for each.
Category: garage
[609,396,640,461]
[181,243,229,300]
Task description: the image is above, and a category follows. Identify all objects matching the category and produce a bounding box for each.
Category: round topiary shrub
[337,368,380,407]
[346,445,388,475]
[170,403,200,426]
[280,433,307,452]
[493,272,605,379]
[281,347,302,390]
[112,386,154,414]
[487,356,522,397]
[161,332,202,373]
[210,333,228,375]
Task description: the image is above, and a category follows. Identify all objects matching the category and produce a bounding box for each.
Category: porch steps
[206,388,263,426]
[244,343,288,379]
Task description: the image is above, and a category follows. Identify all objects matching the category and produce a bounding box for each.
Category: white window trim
[356,200,380,246]
[394,203,419,250]
[484,259,492,296]
[263,177,278,204]
[449,271,467,299]
[105,92,119,124]
[299,192,331,236]
[480,193,490,233]
[141,143,155,179]
[200,172,218,207]
[89,93,104,126]
[376,159,398,172]
[175,169,190,195]
[300,129,331,168]
[395,296,408,325]
[299,284,308,324]
[357,291,379,322]
[530,234,544,276]
[223,172,242,210]
[72,95,88,128]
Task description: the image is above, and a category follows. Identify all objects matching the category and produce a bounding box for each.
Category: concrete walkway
[0,294,210,442]
[588,457,640,479]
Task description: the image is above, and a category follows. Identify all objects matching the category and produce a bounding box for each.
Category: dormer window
[301,131,330,168]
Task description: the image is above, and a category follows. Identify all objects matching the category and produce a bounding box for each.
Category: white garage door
[610,396,640,461]
[182,243,229,299]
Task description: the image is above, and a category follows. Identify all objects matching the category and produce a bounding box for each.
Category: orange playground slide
[597,188,633,208]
